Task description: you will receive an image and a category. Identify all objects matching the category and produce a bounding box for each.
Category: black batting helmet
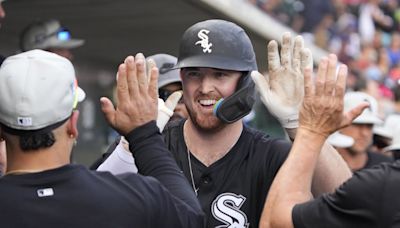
[174,19,257,123]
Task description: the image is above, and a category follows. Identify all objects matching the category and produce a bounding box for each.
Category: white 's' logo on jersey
[211,193,249,228]
[195,29,212,53]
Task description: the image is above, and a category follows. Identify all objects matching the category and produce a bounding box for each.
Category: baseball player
[164,19,353,227]
[260,52,399,228]
[95,19,352,227]
[0,50,204,227]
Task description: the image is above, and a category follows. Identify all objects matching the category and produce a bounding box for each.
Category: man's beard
[185,102,226,133]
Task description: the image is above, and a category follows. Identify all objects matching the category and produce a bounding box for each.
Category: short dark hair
[1,117,68,152]
[19,132,55,151]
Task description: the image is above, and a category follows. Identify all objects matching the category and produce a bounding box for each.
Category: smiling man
[94,19,352,227]
[161,19,351,227]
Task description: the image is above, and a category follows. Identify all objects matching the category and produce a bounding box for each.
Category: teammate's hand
[100,53,159,135]
[157,91,182,132]
[299,54,368,137]
[251,32,312,129]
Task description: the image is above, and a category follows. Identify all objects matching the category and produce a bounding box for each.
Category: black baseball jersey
[293,160,400,228]
[0,121,204,228]
[363,151,393,170]
[163,119,291,227]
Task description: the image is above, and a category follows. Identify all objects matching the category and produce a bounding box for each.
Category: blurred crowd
[250,0,400,114]
[249,0,400,157]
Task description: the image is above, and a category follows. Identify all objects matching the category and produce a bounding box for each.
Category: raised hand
[100,53,159,135]
[251,32,313,129]
[299,54,368,137]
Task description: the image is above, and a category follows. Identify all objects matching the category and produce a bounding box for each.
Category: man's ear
[67,111,80,139]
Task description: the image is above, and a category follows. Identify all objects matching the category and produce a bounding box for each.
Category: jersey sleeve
[292,164,389,228]
[124,121,204,225]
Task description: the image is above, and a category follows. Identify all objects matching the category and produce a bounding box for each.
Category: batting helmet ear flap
[213,71,256,123]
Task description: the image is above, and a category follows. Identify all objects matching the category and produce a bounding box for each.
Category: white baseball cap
[327,131,354,148]
[373,114,400,139]
[383,125,400,152]
[344,92,382,125]
[0,50,85,132]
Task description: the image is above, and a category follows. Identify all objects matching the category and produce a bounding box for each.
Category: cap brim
[51,39,85,49]
[373,126,393,138]
[353,115,383,125]
[173,55,255,71]
[328,132,354,148]
[77,86,86,102]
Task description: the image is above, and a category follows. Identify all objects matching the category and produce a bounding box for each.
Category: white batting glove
[251,32,313,129]
[157,91,182,132]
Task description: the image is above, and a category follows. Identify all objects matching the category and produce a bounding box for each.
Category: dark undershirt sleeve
[124,121,204,219]
[292,165,388,228]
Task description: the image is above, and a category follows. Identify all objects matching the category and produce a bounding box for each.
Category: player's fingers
[165,91,183,111]
[335,64,347,99]
[116,63,130,107]
[268,40,280,72]
[100,97,116,127]
[135,53,148,93]
[342,102,370,127]
[303,67,314,98]
[280,32,292,69]
[148,65,159,100]
[146,58,157,83]
[292,35,304,72]
[300,48,313,74]
[325,54,338,96]
[315,57,328,96]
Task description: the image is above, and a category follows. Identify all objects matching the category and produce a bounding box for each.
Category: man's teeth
[199,99,217,106]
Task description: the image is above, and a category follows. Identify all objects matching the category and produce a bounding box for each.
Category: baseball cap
[383,125,400,152]
[344,91,382,125]
[373,114,400,138]
[327,131,354,148]
[146,54,181,89]
[0,50,85,133]
[20,19,85,51]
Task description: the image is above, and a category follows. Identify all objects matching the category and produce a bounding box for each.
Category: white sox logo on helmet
[195,29,212,53]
